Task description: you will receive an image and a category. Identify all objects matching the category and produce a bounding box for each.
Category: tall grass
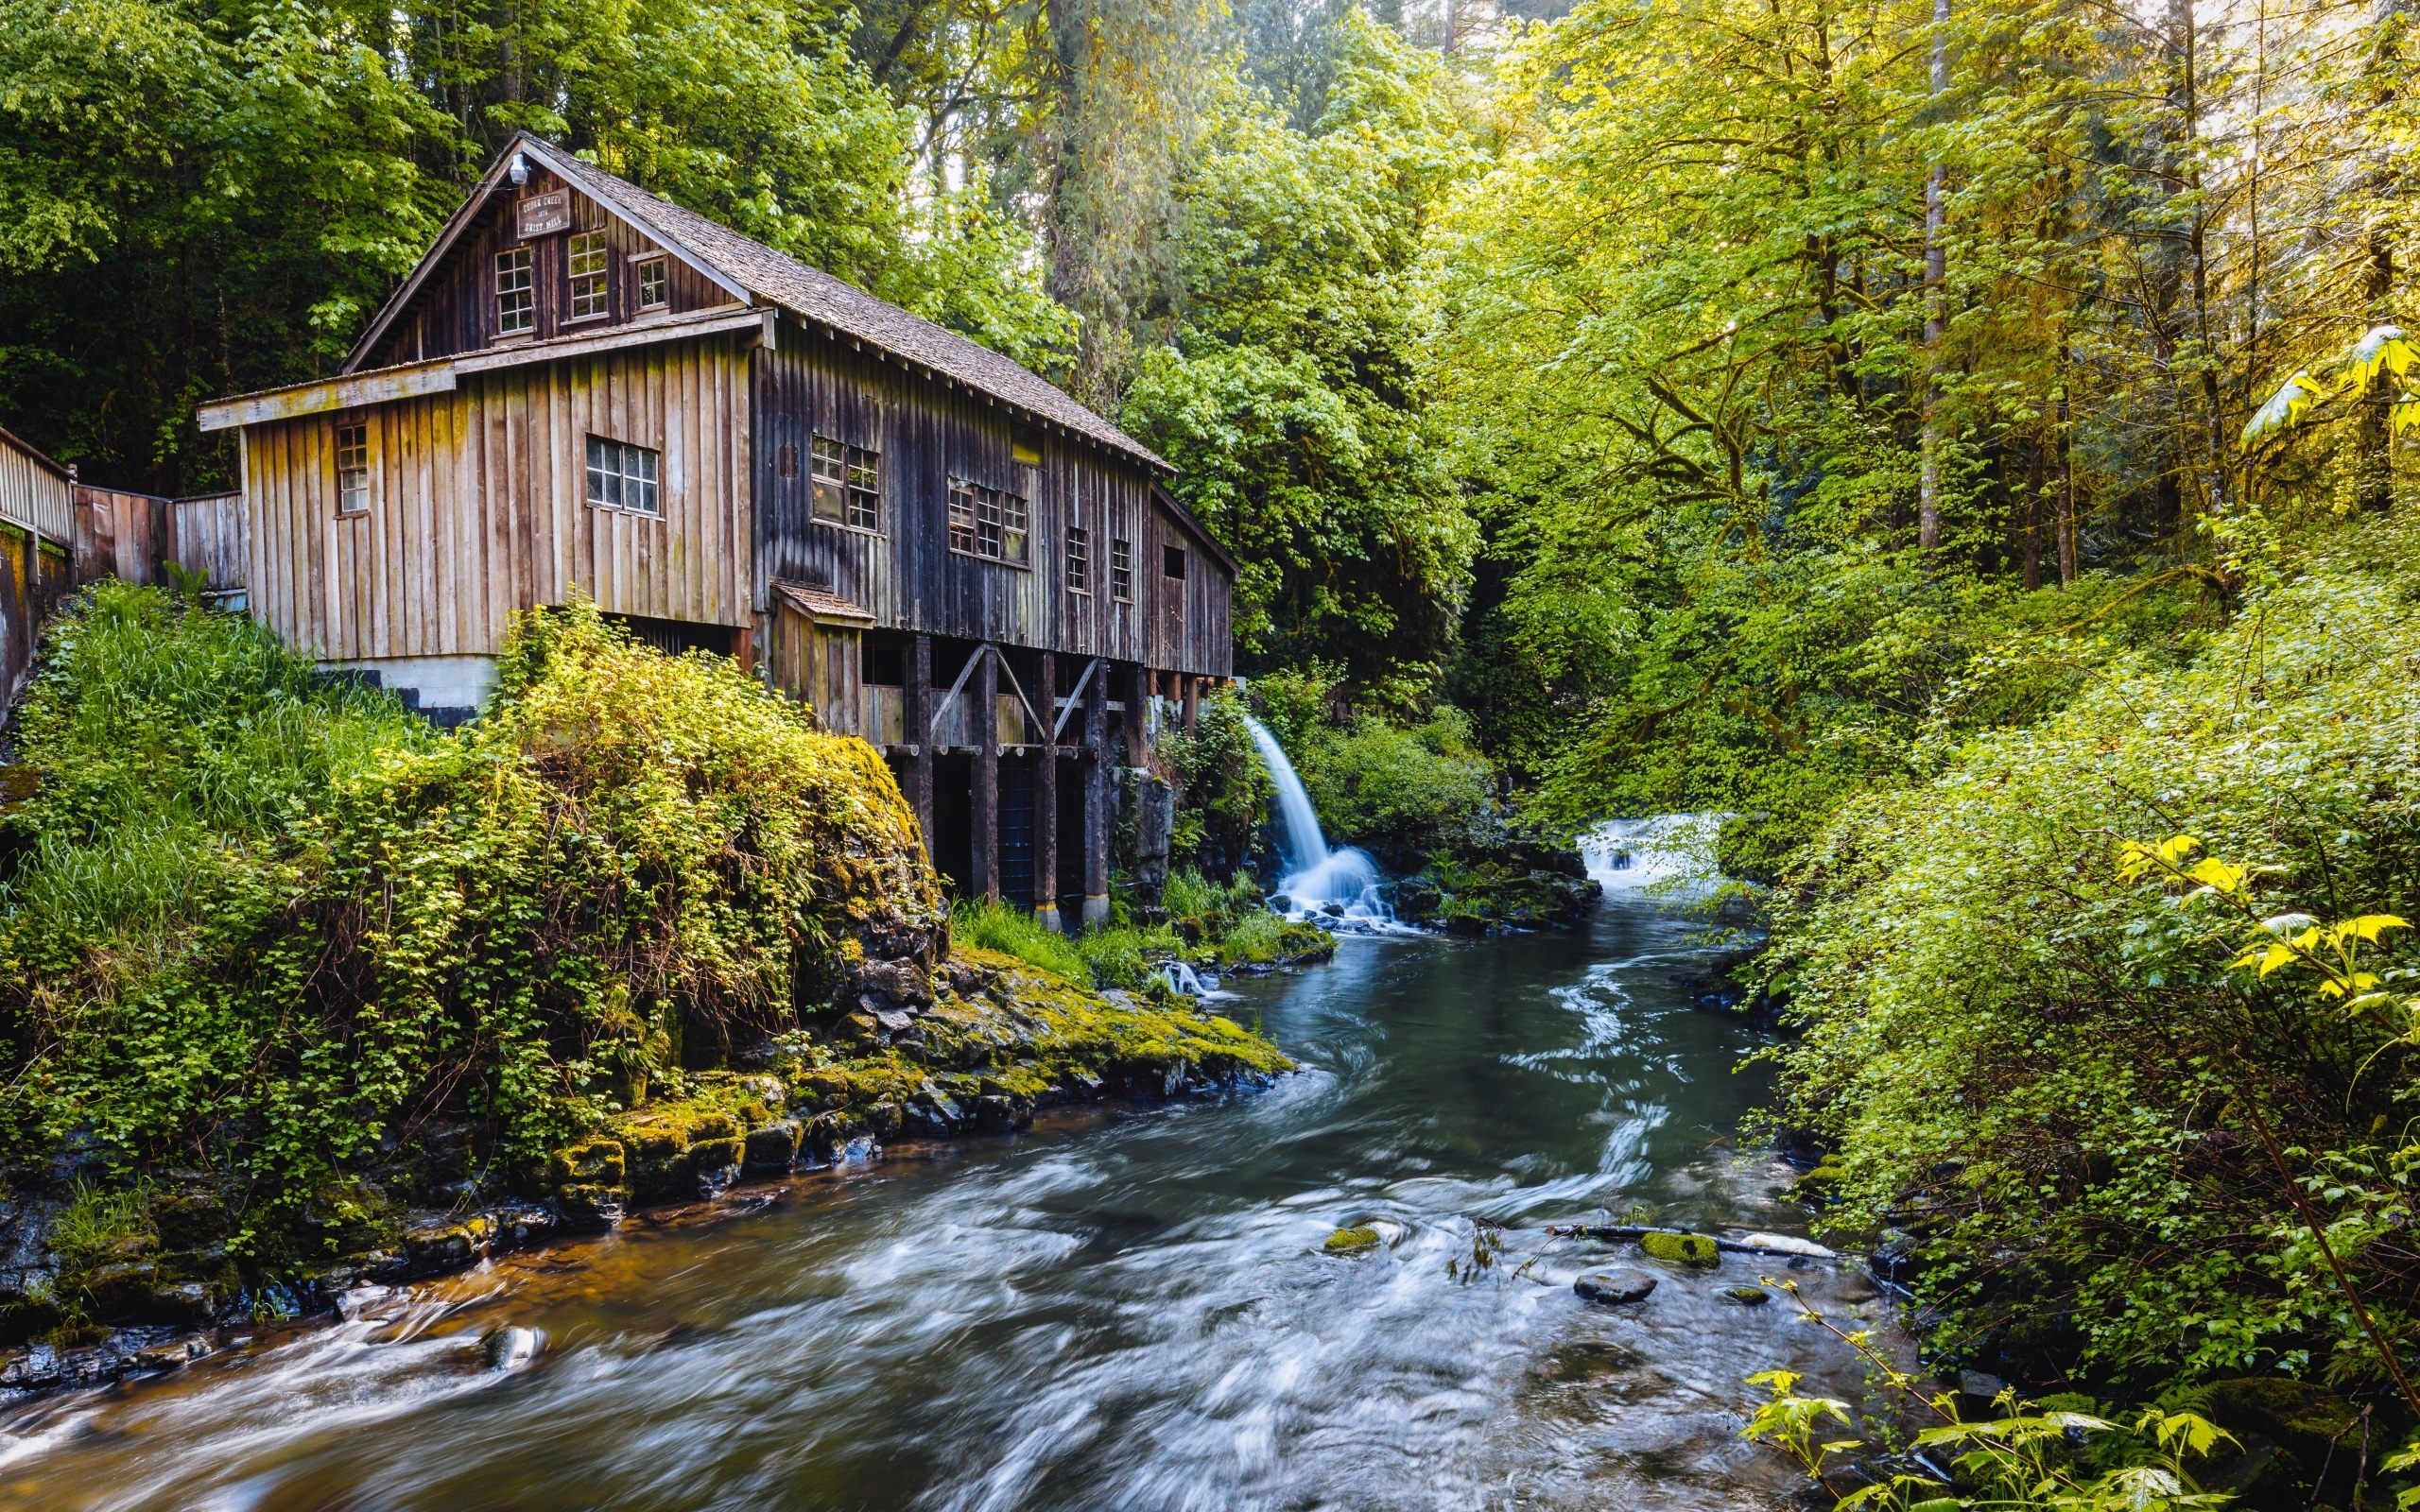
[952,897,1087,981]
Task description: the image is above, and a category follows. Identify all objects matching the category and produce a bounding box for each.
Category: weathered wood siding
[244,331,752,661]
[74,486,173,585]
[168,492,248,594]
[753,320,1232,678]
[361,165,737,370]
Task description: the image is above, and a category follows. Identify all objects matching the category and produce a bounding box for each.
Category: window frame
[1163,544,1187,581]
[809,435,882,534]
[1064,521,1090,594]
[633,252,668,311]
[494,248,535,336]
[585,434,662,517]
[947,475,1028,566]
[336,421,373,515]
[1110,537,1133,602]
[566,229,610,322]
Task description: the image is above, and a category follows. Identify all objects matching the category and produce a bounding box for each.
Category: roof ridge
[522,140,1167,472]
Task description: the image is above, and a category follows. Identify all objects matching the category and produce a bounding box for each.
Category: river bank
[0,888,1886,1510]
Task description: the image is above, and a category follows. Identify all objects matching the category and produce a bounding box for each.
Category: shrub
[0,588,940,1251]
[1769,514,2420,1398]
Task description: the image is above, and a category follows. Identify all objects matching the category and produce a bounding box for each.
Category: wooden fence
[0,426,252,712]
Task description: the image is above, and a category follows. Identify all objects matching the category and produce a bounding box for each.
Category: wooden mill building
[198,131,1235,925]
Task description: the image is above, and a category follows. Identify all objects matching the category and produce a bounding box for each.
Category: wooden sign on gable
[516,191,571,240]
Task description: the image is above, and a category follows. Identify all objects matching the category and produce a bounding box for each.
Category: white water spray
[1580,813,1730,893]
[1242,714,1403,929]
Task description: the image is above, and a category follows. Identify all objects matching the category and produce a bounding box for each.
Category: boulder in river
[1322,1226,1382,1255]
[481,1324,544,1372]
[1574,1269,1658,1304]
[1721,1286,1771,1305]
[1638,1231,1721,1266]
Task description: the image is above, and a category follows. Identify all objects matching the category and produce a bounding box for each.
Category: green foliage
[1767,514,2420,1397]
[953,897,1086,983]
[1122,10,1480,683]
[0,587,938,1252]
[43,1179,157,1270]
[1163,687,1273,877]
[1250,681,1497,863]
[0,0,1068,494]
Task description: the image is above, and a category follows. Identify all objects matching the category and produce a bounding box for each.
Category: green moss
[1639,1230,1720,1266]
[1324,1226,1382,1253]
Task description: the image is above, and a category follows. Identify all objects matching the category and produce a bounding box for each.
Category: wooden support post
[1182,675,1198,735]
[907,637,933,851]
[1034,651,1058,928]
[1083,663,1111,929]
[1125,662,1150,769]
[975,645,999,902]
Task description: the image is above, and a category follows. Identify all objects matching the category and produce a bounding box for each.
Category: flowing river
[0,885,1884,1511]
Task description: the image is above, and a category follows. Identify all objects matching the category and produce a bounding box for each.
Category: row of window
[338,421,1175,598]
[496,232,668,336]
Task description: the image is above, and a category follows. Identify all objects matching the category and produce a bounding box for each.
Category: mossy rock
[1639,1231,1721,1266]
[2201,1377,2359,1465]
[547,1135,625,1186]
[1323,1226,1382,1255]
[1721,1285,1770,1305]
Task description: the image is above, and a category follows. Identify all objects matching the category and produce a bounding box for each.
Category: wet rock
[1722,1286,1772,1306]
[150,1281,216,1327]
[131,1339,205,1372]
[481,1324,544,1372]
[1638,1231,1721,1267]
[1,1344,60,1389]
[690,1138,744,1197]
[1322,1226,1382,1255]
[336,1283,399,1321]
[80,1261,161,1315]
[974,1094,1030,1133]
[1959,1368,2008,1400]
[1574,1269,1658,1305]
[743,1119,803,1173]
[1740,1231,1836,1258]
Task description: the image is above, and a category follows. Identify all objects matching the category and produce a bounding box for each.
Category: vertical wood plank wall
[168,493,249,593]
[0,431,73,546]
[754,319,1232,679]
[244,332,752,660]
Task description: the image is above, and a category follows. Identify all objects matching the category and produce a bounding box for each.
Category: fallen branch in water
[1547,1225,1838,1259]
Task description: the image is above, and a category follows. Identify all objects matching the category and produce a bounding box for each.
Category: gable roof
[344,133,1167,472]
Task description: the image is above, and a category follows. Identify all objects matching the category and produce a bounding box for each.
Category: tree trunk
[2361,229,2396,511]
[2024,430,2045,591]
[1918,0,1951,557]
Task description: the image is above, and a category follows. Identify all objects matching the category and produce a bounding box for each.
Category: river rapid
[0,888,1884,1511]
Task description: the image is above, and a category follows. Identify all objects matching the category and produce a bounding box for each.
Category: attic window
[495,248,534,335]
[1163,545,1186,580]
[586,435,660,515]
[811,436,880,531]
[567,230,609,319]
[635,255,667,310]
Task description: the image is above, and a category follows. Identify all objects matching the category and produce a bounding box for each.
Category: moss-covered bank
[0,587,1288,1384]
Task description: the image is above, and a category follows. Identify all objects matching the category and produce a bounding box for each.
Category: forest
[6,0,2420,1501]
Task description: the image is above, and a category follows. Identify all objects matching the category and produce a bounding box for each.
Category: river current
[0,889,1882,1511]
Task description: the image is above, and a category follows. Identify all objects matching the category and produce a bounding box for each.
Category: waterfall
[1241,714,1391,922]
[1581,813,1729,892]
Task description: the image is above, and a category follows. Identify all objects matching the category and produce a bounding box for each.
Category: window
[1065,524,1089,593]
[495,248,534,335]
[635,254,667,310]
[948,477,1028,564]
[337,423,371,513]
[948,478,978,554]
[811,436,881,531]
[1164,545,1187,580]
[1110,538,1132,601]
[586,435,660,515]
[567,231,609,319]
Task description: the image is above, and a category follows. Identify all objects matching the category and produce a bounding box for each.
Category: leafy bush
[1248,685,1497,866]
[1163,688,1272,877]
[1768,515,2420,1401]
[953,897,1085,982]
[0,587,939,1251]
